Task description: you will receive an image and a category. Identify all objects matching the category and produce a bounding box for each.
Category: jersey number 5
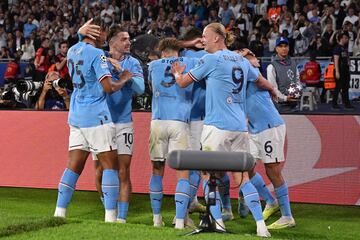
[160,65,176,88]
[68,59,85,89]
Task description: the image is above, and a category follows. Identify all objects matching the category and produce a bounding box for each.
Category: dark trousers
[332,73,350,106]
[275,101,298,113]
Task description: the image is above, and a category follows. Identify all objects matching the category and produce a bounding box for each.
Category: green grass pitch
[0,187,359,239]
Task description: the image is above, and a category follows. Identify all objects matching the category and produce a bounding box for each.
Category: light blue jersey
[67,42,112,128]
[149,56,198,122]
[246,71,284,134]
[181,49,207,121]
[189,50,260,131]
[106,54,144,124]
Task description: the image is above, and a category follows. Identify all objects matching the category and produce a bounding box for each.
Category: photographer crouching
[35,71,70,110]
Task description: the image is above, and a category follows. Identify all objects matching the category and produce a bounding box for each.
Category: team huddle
[53,18,295,238]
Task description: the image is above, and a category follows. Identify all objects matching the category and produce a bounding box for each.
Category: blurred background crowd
[0,0,359,110]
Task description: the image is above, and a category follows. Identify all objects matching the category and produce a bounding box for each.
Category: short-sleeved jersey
[149,56,198,122]
[181,49,207,121]
[67,42,112,128]
[106,54,144,124]
[246,68,284,134]
[188,49,260,131]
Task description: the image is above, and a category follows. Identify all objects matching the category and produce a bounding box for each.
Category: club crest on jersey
[100,55,107,63]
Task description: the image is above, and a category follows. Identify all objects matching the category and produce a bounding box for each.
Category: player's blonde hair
[205,23,235,47]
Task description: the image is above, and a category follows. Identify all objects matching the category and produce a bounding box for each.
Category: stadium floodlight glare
[167,150,255,172]
[167,150,255,236]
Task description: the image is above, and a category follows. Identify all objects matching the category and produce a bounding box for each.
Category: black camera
[1,87,37,102]
[16,80,43,93]
[52,78,68,89]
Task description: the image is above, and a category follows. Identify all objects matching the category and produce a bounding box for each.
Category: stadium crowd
[0,0,359,110]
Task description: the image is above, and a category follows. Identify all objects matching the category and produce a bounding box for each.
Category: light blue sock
[203,180,222,220]
[102,169,119,210]
[219,173,231,210]
[250,172,276,205]
[275,183,292,217]
[189,171,201,203]
[56,168,79,208]
[175,179,190,219]
[117,201,129,220]
[241,181,263,221]
[149,175,163,215]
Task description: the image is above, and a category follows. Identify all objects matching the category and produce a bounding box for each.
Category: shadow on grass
[0,217,79,238]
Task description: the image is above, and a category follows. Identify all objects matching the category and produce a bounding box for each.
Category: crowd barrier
[0,111,359,206]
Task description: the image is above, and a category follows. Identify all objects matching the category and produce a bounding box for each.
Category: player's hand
[171,61,186,75]
[108,57,122,72]
[193,38,205,49]
[78,18,100,40]
[269,88,278,102]
[238,48,255,57]
[244,54,260,68]
[119,70,133,82]
[287,96,298,102]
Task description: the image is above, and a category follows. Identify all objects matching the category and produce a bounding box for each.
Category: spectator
[255,14,271,36]
[0,46,11,59]
[34,38,50,82]
[35,71,70,110]
[266,24,280,53]
[293,30,309,56]
[14,29,25,52]
[343,21,356,56]
[332,32,354,110]
[101,1,114,24]
[279,15,294,38]
[353,31,360,56]
[219,1,234,27]
[20,37,35,61]
[0,25,6,49]
[23,16,37,38]
[343,6,359,26]
[320,5,336,31]
[268,0,281,24]
[333,0,346,29]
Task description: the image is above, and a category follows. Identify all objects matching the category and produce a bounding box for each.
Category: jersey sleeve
[130,58,145,94]
[188,54,217,82]
[246,59,260,82]
[92,49,112,82]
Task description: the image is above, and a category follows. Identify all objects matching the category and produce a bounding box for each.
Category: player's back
[149,56,197,122]
[246,81,284,134]
[67,42,112,128]
[193,50,259,131]
[181,49,206,121]
[106,55,144,124]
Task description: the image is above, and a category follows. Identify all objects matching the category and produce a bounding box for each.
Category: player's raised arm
[78,18,101,40]
[101,70,133,94]
[171,61,193,88]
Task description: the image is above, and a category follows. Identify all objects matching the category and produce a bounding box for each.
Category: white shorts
[149,120,190,162]
[249,124,286,164]
[189,120,203,150]
[68,123,117,154]
[201,125,249,152]
[92,122,134,160]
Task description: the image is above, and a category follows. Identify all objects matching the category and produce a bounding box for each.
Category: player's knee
[152,161,165,172]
